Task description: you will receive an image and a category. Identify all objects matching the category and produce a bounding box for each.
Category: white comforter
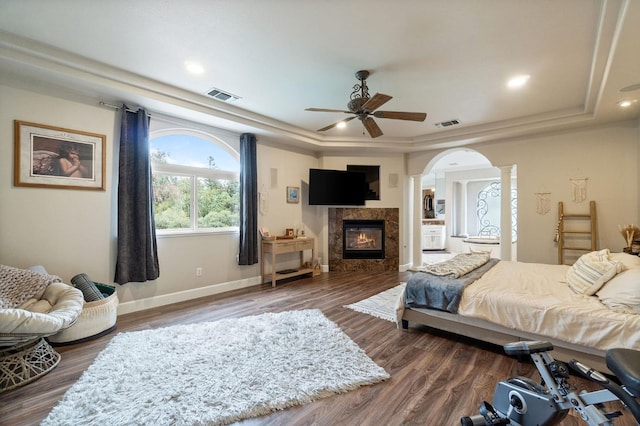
[457,261,640,352]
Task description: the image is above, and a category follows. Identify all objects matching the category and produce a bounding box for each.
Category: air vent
[435,119,461,128]
[206,87,241,103]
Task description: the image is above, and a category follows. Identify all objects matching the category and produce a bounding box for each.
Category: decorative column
[499,165,513,260]
[412,174,423,269]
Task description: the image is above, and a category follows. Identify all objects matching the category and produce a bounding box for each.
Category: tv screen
[308,168,367,206]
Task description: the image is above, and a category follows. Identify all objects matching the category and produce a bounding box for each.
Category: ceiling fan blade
[317,116,356,132]
[305,108,351,113]
[361,93,392,112]
[362,117,384,138]
[373,111,427,121]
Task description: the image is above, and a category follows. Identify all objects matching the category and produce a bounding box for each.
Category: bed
[397,250,640,373]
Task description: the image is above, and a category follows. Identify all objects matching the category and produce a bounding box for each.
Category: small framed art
[14,120,106,190]
[287,186,300,203]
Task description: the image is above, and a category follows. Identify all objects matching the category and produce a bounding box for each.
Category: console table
[261,238,315,287]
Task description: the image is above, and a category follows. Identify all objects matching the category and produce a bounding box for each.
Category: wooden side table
[261,238,315,287]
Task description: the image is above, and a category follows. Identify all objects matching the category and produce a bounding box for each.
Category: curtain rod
[99,101,148,114]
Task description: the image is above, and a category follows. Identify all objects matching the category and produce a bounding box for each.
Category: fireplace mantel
[328,208,399,272]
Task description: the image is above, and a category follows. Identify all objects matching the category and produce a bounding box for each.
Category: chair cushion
[0,282,84,336]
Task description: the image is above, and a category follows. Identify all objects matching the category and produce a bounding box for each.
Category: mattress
[457,261,640,352]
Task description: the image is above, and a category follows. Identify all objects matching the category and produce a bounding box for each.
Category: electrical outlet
[196,267,202,277]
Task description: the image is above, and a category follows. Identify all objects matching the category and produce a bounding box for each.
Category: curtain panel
[238,133,258,265]
[114,106,160,284]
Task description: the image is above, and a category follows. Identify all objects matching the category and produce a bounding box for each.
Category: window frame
[150,129,240,236]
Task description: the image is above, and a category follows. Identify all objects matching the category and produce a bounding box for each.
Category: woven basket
[49,283,118,345]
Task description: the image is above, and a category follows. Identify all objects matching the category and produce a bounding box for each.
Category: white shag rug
[344,283,406,323]
[43,309,389,426]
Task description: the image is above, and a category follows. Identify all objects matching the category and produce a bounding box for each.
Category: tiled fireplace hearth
[328,208,399,272]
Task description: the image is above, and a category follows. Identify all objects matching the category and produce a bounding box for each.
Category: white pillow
[565,249,624,296]
[596,268,640,314]
[609,252,640,270]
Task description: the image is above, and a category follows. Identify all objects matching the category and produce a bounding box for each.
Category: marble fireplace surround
[328,208,399,272]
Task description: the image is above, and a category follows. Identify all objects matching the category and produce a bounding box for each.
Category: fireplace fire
[342,219,385,259]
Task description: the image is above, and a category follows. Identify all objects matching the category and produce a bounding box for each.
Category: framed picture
[286,228,294,237]
[14,120,106,190]
[287,186,300,203]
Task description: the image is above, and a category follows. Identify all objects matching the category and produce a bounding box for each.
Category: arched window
[475,181,517,242]
[150,130,240,233]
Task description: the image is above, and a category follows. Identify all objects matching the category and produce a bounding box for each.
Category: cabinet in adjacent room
[422,225,446,250]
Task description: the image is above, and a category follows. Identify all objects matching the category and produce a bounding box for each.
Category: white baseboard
[399,262,412,272]
[117,276,262,315]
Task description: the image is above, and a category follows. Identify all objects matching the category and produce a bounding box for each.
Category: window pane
[153,174,192,230]
[150,134,239,172]
[197,177,240,228]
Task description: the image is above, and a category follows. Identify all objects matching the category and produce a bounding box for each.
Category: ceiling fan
[305,70,427,138]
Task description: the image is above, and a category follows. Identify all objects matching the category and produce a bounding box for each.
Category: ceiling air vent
[435,119,461,128]
[206,87,241,103]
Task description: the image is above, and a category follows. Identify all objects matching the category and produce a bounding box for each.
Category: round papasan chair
[0,264,84,392]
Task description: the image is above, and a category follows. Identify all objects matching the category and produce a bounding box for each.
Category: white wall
[0,86,116,284]
[409,122,639,264]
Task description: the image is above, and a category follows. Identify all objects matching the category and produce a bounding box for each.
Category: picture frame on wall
[14,120,106,191]
[287,186,300,203]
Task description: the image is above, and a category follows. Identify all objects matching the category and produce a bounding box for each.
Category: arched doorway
[416,149,517,266]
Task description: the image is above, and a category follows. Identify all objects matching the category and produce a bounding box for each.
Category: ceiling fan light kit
[305,70,427,138]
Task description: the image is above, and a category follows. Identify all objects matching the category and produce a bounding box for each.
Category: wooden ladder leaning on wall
[557,200,597,265]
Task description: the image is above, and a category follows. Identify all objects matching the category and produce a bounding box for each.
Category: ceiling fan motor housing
[348,97,367,113]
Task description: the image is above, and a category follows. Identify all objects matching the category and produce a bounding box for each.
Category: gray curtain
[114,106,160,284]
[238,133,258,265]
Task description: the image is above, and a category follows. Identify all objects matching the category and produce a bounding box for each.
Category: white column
[499,165,513,260]
[412,174,423,268]
[461,180,468,236]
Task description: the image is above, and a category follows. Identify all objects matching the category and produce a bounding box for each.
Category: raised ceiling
[0,0,639,152]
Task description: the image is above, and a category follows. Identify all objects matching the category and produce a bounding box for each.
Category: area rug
[42,309,389,426]
[344,283,405,323]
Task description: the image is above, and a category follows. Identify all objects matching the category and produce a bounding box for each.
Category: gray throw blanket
[405,258,500,313]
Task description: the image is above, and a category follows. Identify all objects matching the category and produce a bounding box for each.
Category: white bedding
[457,261,640,352]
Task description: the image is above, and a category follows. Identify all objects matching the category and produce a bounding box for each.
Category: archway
[413,149,517,267]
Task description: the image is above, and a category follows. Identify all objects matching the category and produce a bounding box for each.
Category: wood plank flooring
[1,271,635,425]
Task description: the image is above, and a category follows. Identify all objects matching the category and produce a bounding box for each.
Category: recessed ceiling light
[617,99,637,108]
[185,61,204,75]
[336,121,347,129]
[507,74,530,88]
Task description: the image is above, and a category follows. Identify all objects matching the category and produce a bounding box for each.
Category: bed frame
[401,307,610,373]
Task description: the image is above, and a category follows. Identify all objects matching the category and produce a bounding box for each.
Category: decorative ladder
[557,200,597,265]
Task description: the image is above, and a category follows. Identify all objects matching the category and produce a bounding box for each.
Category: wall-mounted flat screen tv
[308,168,367,206]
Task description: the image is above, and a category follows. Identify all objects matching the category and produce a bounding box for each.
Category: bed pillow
[565,249,624,296]
[596,268,640,314]
[609,252,640,270]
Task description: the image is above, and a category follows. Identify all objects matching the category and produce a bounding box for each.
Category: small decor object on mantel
[287,186,300,203]
[618,224,640,253]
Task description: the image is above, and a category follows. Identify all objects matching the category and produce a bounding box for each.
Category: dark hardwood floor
[1,271,635,425]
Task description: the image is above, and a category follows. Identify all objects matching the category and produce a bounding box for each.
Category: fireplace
[342,219,385,259]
